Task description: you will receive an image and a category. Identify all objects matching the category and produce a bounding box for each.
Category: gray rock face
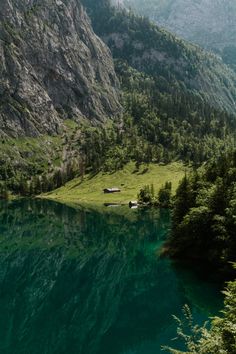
[0,0,121,137]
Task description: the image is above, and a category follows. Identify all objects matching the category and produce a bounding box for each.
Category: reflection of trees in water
[0,200,174,354]
[0,200,171,256]
[0,201,220,354]
[0,251,179,354]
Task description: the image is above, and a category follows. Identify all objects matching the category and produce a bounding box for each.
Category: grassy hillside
[42,162,186,204]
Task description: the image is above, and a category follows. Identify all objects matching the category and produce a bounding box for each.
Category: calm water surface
[0,200,223,354]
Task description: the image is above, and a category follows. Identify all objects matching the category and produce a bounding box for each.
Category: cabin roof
[103,187,121,192]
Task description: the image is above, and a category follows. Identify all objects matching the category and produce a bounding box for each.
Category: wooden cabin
[103,188,121,194]
[129,201,138,208]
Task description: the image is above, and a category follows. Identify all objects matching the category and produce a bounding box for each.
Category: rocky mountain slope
[83,0,236,115]
[113,0,236,70]
[0,0,121,137]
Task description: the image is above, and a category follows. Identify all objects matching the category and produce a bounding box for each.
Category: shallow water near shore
[0,199,223,354]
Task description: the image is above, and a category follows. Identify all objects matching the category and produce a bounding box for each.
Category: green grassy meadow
[42,162,187,205]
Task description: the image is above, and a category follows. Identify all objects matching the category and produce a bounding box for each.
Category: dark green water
[0,199,223,354]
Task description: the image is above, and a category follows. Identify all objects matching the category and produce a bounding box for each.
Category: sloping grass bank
[42,162,186,205]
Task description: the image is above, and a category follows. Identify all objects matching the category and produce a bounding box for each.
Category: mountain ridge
[83,0,236,115]
[113,0,236,70]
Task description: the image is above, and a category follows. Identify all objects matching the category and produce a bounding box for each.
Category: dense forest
[167,150,236,275]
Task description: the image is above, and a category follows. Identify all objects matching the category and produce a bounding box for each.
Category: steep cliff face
[0,0,121,137]
[115,0,236,69]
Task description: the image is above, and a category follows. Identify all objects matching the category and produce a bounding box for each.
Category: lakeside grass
[42,161,187,205]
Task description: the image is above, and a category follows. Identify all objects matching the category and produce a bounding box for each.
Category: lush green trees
[158,182,172,208]
[117,62,236,166]
[138,185,154,204]
[168,150,236,273]
[138,181,172,207]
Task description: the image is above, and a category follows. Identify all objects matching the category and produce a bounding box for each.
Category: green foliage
[0,182,10,200]
[158,181,172,208]
[169,150,236,272]
[117,61,236,166]
[138,181,172,207]
[0,133,78,197]
[163,275,236,353]
[138,185,153,204]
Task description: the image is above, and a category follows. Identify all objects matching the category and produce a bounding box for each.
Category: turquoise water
[0,200,223,354]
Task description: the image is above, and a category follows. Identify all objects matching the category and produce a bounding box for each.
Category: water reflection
[0,200,222,354]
